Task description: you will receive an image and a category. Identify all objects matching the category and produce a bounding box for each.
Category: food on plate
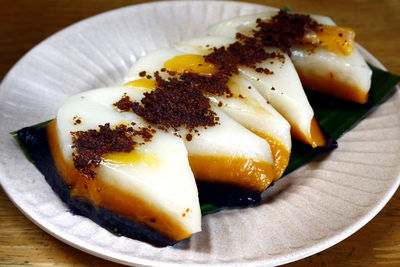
[124,48,289,180]
[174,35,325,150]
[208,10,372,104]
[14,9,378,247]
[20,87,202,246]
[122,52,276,205]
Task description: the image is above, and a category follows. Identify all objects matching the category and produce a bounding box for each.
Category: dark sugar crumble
[252,10,320,56]
[113,93,131,112]
[204,40,280,76]
[71,123,153,178]
[114,72,219,132]
[165,69,232,97]
[73,116,82,125]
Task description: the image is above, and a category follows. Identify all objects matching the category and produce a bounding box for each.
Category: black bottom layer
[17,126,175,247]
[197,182,261,206]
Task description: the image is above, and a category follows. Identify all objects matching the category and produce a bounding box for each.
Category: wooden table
[1,0,399,266]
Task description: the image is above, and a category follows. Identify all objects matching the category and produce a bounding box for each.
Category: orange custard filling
[303,25,355,56]
[297,70,369,104]
[47,120,192,242]
[124,78,156,92]
[291,117,326,148]
[251,130,290,180]
[188,154,275,192]
[164,54,218,75]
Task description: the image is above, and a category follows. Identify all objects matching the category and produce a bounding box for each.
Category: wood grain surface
[1,0,399,266]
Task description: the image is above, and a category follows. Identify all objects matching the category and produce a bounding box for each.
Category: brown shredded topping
[251,10,320,55]
[114,72,218,131]
[204,41,280,75]
[71,123,153,178]
[73,116,82,125]
[113,93,131,111]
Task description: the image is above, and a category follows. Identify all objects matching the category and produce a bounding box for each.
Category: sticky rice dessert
[124,48,291,179]
[174,36,325,148]
[15,8,377,248]
[208,10,372,104]
[122,52,276,203]
[27,86,202,246]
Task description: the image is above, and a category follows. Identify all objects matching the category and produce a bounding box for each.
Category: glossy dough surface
[54,86,201,242]
[208,11,372,103]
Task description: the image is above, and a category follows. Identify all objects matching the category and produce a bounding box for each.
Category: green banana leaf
[283,64,400,177]
[11,65,400,216]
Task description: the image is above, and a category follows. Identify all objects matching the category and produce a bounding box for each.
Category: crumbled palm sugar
[164,69,232,97]
[255,67,273,74]
[71,123,153,178]
[114,72,219,131]
[73,116,82,125]
[133,126,154,142]
[179,72,231,96]
[113,93,131,112]
[204,40,280,75]
[252,10,320,56]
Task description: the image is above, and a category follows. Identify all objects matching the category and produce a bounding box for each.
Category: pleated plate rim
[0,1,399,266]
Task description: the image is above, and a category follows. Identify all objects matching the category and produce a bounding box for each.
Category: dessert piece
[208,75,291,180]
[123,49,276,203]
[125,47,291,179]
[175,36,325,148]
[25,86,202,246]
[181,106,275,205]
[12,6,400,249]
[208,10,372,104]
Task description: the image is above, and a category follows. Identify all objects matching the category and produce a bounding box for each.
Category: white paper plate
[0,1,399,266]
